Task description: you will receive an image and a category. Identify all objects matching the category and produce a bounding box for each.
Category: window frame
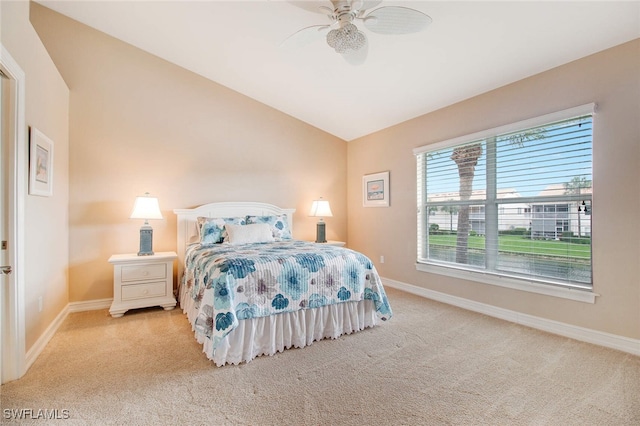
[414,104,597,303]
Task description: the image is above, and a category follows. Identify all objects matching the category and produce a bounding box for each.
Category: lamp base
[315,222,327,244]
[138,225,154,256]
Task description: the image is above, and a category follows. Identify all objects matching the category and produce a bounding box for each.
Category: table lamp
[309,198,333,243]
[130,193,163,256]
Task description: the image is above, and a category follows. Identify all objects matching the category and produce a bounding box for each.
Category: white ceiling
[36,1,640,141]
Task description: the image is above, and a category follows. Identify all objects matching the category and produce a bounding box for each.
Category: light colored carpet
[2,288,639,425]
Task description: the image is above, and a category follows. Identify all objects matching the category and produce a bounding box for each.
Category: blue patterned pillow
[197,217,246,245]
[245,214,292,241]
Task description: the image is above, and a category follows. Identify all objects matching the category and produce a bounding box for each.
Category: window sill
[415,262,598,303]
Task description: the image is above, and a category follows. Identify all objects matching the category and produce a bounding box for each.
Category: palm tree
[449,130,546,264]
[564,176,592,238]
[451,144,482,264]
[440,202,459,234]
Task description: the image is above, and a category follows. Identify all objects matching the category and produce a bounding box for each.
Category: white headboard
[173,202,296,280]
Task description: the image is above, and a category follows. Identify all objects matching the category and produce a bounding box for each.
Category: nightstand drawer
[121,263,166,282]
[121,281,166,300]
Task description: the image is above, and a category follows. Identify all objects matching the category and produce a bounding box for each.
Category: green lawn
[428,234,591,259]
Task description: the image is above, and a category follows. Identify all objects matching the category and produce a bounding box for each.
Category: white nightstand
[108,251,177,318]
[318,241,346,247]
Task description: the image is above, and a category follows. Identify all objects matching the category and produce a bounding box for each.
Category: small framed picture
[363,171,389,207]
[29,127,54,197]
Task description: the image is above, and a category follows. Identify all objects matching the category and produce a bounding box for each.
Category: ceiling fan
[282,0,432,64]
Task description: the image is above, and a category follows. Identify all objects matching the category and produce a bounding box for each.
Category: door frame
[1,45,27,384]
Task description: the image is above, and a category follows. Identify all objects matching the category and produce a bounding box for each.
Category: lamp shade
[130,194,163,220]
[309,199,333,218]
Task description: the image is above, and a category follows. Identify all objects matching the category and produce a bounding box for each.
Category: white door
[0,46,26,384]
[1,67,9,383]
[1,68,4,383]
[1,67,11,384]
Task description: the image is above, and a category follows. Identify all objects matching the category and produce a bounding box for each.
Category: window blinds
[416,105,594,289]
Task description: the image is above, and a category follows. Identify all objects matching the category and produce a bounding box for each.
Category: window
[415,104,594,290]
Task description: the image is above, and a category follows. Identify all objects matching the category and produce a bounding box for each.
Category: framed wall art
[29,127,54,197]
[363,171,389,207]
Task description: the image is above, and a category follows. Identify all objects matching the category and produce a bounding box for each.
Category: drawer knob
[143,289,149,295]
[142,270,149,276]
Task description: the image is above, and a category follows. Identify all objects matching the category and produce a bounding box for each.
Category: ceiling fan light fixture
[326,22,366,53]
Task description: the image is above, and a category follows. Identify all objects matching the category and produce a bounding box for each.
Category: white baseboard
[24,298,114,372]
[68,298,112,313]
[382,277,640,357]
[25,304,69,371]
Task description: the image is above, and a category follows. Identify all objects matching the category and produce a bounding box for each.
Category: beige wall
[30,3,347,303]
[1,1,70,350]
[348,39,640,340]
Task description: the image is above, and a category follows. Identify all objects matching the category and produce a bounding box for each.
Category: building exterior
[427,184,591,239]
[530,184,592,239]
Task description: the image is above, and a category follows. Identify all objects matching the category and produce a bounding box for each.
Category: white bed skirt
[180,288,378,366]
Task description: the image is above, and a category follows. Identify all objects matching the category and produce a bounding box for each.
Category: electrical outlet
[380,255,385,264]
[38,296,43,312]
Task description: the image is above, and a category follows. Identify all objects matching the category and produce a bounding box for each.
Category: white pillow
[226,223,274,245]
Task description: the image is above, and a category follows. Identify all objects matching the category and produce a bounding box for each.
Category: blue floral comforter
[182,240,392,350]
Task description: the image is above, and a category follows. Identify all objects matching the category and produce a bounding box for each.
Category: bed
[174,202,392,366]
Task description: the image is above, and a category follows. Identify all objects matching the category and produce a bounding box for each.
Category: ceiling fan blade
[287,1,334,15]
[280,25,331,49]
[362,6,432,35]
[341,33,368,65]
[352,0,383,17]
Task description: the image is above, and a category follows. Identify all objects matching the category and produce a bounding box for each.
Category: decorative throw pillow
[245,214,292,241]
[226,223,274,245]
[197,216,246,245]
